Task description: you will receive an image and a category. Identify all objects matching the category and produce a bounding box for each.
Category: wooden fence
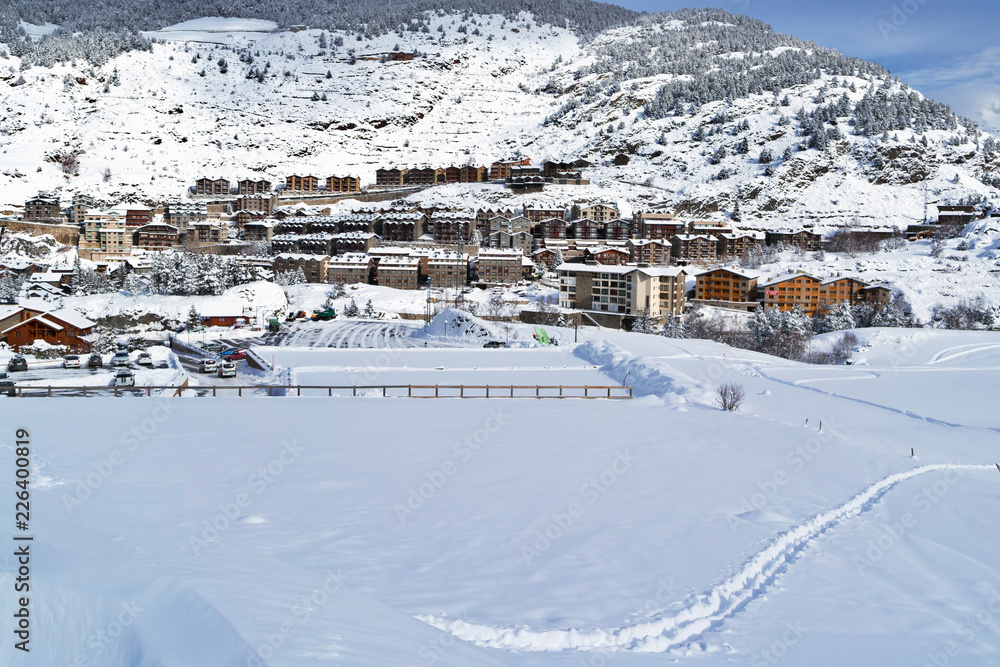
[5,384,633,399]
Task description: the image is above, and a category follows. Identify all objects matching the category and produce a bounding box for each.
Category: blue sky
[609,0,1000,132]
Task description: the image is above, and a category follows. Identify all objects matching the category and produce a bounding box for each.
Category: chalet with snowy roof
[374,256,421,290]
[1,308,96,353]
[935,205,980,226]
[237,178,272,195]
[165,202,208,227]
[689,220,731,236]
[186,222,228,246]
[244,220,278,243]
[627,239,671,265]
[381,212,428,242]
[605,219,632,241]
[425,251,470,288]
[133,223,180,251]
[475,249,525,286]
[431,211,476,244]
[540,217,569,240]
[195,178,230,196]
[375,168,408,188]
[20,282,66,302]
[273,253,330,283]
[760,273,878,315]
[575,204,620,223]
[670,234,717,262]
[573,218,604,240]
[584,246,630,265]
[326,253,375,285]
[23,196,62,221]
[285,175,320,193]
[489,158,530,180]
[406,167,445,186]
[197,302,252,327]
[337,212,383,235]
[475,208,515,233]
[333,232,379,255]
[765,229,823,251]
[634,211,681,239]
[488,230,533,256]
[123,206,151,232]
[326,175,361,193]
[235,194,277,216]
[857,284,892,307]
[694,268,758,310]
[532,248,558,268]
[522,206,567,224]
[717,231,764,257]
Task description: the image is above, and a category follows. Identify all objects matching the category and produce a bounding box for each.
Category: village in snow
[1,8,999,667]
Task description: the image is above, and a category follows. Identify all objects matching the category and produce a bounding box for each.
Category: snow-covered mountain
[1,8,998,230]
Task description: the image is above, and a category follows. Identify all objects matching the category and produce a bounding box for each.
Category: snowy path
[417,464,995,653]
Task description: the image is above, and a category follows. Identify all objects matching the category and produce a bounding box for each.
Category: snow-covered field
[2,326,999,665]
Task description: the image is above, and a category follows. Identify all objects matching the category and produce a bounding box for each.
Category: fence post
[584,386,589,398]
[239,387,242,397]
[486,385,489,398]
[114,387,119,397]
[383,386,386,397]
[147,387,151,397]
[460,385,464,398]
[408,385,412,397]
[48,386,51,397]
[82,387,86,397]
[328,387,332,396]
[212,386,216,397]
[353,386,357,397]
[536,386,539,398]
[435,386,439,398]
[297,386,301,397]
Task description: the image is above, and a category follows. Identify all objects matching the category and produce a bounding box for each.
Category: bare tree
[715,382,746,411]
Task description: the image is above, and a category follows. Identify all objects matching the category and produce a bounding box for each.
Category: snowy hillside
[1,9,998,230]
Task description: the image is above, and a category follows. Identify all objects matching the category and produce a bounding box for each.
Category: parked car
[483,341,507,348]
[62,354,81,368]
[7,356,27,372]
[203,342,223,353]
[112,369,135,387]
[0,372,15,397]
[136,352,153,366]
[111,351,131,367]
[217,361,237,378]
[87,353,104,368]
[220,348,247,361]
[199,358,218,373]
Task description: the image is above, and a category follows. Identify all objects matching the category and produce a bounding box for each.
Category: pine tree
[187,304,200,327]
[631,308,654,334]
[343,299,360,317]
[363,299,377,318]
[660,314,688,338]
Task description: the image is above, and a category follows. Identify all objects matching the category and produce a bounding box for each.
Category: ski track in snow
[747,363,1000,434]
[417,464,994,653]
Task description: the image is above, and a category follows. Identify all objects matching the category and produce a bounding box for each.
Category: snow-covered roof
[695,267,758,279]
[639,266,687,278]
[47,308,96,330]
[274,253,330,261]
[198,301,249,317]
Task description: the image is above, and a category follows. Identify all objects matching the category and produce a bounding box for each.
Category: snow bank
[574,339,688,402]
[418,308,504,343]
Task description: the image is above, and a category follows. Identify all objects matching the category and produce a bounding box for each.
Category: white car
[112,369,135,387]
[111,351,130,367]
[216,361,237,378]
[63,354,81,368]
[199,358,218,373]
[136,352,153,366]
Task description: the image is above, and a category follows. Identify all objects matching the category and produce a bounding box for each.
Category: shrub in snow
[715,382,745,412]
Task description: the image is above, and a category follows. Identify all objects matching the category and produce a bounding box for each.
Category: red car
[220,348,247,361]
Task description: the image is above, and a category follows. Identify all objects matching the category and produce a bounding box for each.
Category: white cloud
[900,47,1000,134]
